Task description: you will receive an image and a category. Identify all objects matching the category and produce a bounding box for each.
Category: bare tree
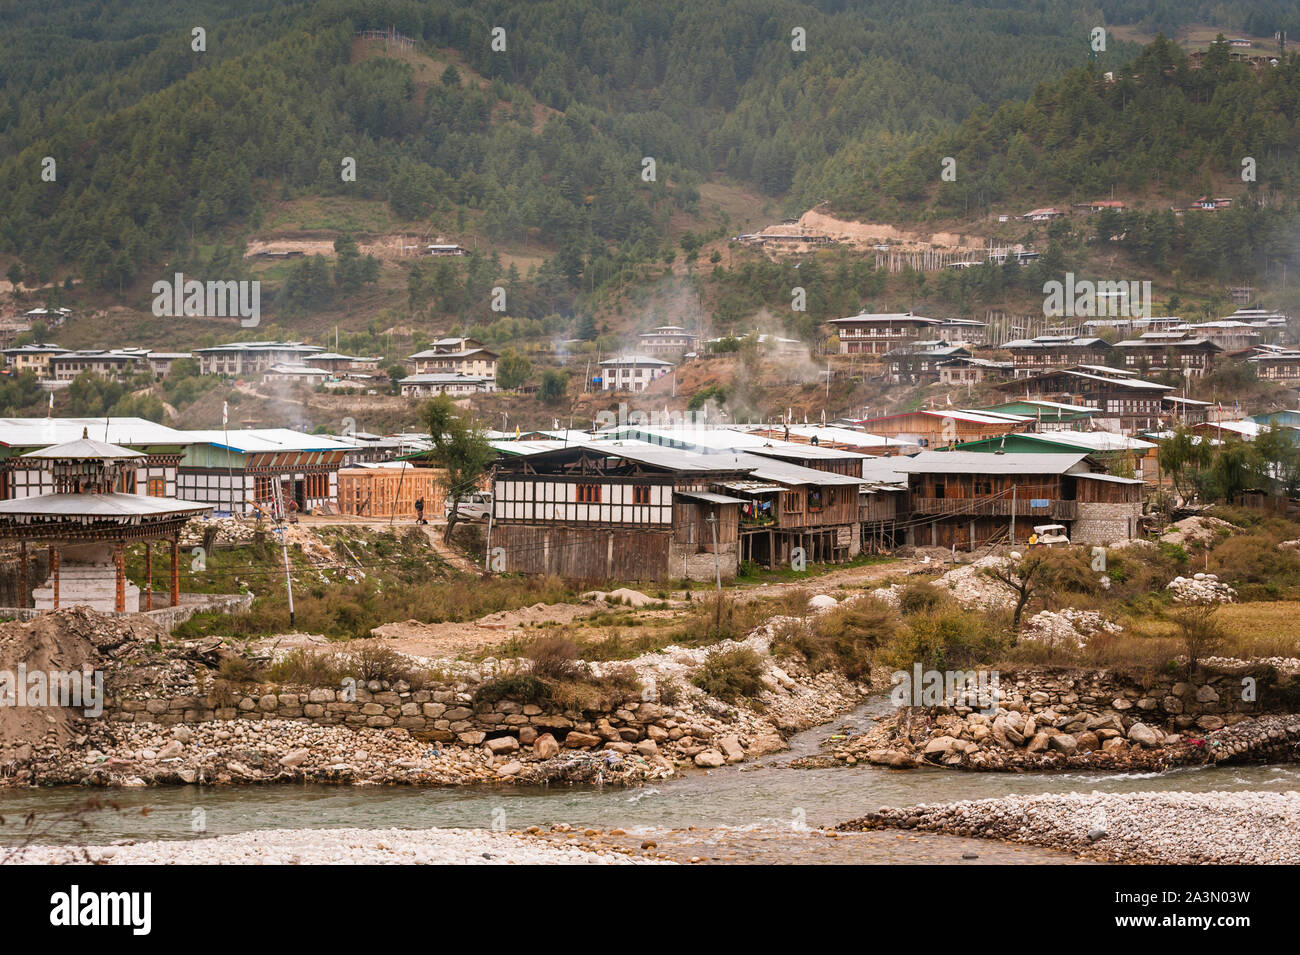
[984,551,1049,637]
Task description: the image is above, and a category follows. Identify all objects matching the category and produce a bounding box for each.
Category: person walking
[414,497,425,524]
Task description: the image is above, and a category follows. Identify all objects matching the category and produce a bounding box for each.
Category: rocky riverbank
[838,790,1300,864]
[803,666,1300,772]
[5,611,868,789]
[8,827,667,865]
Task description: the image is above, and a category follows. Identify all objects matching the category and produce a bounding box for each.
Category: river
[4,698,1297,862]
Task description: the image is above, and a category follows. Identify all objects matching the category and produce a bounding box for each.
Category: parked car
[1031,523,1070,547]
[445,491,493,521]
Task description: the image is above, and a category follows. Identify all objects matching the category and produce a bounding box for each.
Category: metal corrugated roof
[0,492,211,519]
[0,417,193,449]
[182,429,355,453]
[1074,472,1144,485]
[675,490,748,505]
[896,450,1090,475]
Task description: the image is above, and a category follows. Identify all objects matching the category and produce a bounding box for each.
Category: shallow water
[2,698,1296,862]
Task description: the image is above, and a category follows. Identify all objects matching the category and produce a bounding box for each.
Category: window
[632,485,651,505]
[577,483,601,504]
[934,481,946,498]
[147,477,166,497]
[974,479,993,495]
[116,470,137,494]
[782,490,802,512]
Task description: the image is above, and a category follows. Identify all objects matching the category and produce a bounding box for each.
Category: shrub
[474,674,552,706]
[897,581,951,615]
[881,607,1009,671]
[691,647,767,702]
[1211,533,1300,588]
[527,636,584,681]
[217,655,262,684]
[268,649,348,685]
[351,644,413,683]
[773,598,898,680]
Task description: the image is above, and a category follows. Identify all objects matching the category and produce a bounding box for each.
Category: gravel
[839,790,1300,863]
[10,827,670,865]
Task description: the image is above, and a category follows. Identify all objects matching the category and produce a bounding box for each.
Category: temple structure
[0,432,211,612]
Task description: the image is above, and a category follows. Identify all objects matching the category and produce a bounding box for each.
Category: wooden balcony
[910,497,1077,520]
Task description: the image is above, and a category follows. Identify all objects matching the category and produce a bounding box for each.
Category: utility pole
[706,512,722,630]
[1009,484,1016,547]
[272,475,295,629]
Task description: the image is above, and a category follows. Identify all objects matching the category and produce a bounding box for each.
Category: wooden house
[824,312,944,356]
[896,450,1144,549]
[489,442,749,582]
[995,367,1174,433]
[855,409,1029,450]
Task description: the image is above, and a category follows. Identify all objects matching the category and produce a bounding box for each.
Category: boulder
[694,750,726,768]
[1127,723,1164,748]
[533,734,560,758]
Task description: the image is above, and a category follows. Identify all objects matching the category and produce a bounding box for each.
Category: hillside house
[598,355,672,392]
[194,342,324,376]
[884,342,970,384]
[937,355,1013,385]
[824,312,944,356]
[408,339,498,381]
[637,326,698,357]
[399,373,493,397]
[995,367,1173,432]
[1001,336,1114,377]
[1248,349,1300,382]
[1171,321,1261,353]
[49,350,148,384]
[2,344,69,379]
[1112,334,1221,376]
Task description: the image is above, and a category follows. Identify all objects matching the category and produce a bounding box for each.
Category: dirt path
[726,559,919,602]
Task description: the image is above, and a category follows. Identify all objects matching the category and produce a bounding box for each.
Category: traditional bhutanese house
[1171,320,1259,354]
[49,349,148,384]
[407,341,499,382]
[637,325,698,357]
[598,355,673,393]
[994,367,1174,433]
[0,417,192,501]
[262,362,330,384]
[488,441,750,582]
[897,450,1144,550]
[1,344,69,379]
[336,461,446,519]
[982,399,1097,431]
[0,435,210,614]
[399,373,494,397]
[193,341,324,377]
[950,430,1156,484]
[937,355,1013,385]
[303,353,382,375]
[1248,349,1300,382]
[823,312,943,356]
[935,318,988,345]
[1000,336,1114,378]
[884,342,970,384]
[595,426,894,555]
[176,429,352,516]
[854,409,1029,450]
[1112,333,1221,376]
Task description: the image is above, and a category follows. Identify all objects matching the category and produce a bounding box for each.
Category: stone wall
[1072,503,1140,546]
[104,682,685,749]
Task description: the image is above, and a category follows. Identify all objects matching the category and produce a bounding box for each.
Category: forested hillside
[2,0,1300,340]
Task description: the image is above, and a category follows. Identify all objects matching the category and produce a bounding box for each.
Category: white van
[445,491,493,521]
